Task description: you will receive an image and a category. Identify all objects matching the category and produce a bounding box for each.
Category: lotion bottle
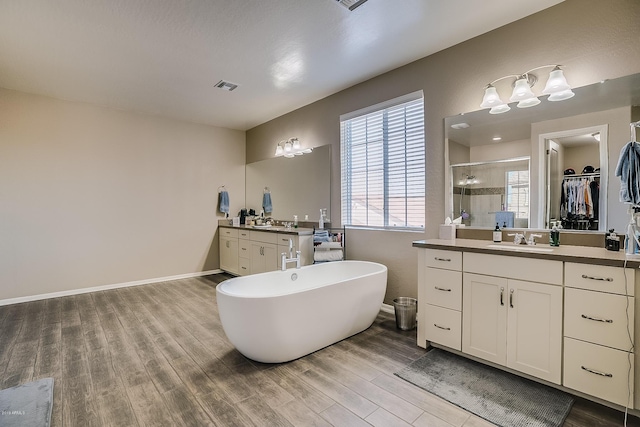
[493,223,502,243]
[319,209,324,229]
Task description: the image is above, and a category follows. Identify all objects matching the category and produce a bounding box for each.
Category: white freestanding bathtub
[216,260,388,363]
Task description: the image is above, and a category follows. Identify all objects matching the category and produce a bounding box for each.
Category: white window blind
[340,95,425,229]
[506,170,529,220]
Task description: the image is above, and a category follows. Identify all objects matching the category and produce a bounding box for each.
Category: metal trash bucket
[393,297,417,330]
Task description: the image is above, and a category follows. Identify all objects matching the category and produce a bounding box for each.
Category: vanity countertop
[219,224,313,236]
[413,238,640,268]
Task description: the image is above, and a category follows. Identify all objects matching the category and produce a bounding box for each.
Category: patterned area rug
[0,378,54,427]
[396,349,573,427]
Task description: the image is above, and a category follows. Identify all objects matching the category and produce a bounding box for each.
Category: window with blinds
[340,93,425,229]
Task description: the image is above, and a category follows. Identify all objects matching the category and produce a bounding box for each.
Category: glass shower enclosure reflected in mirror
[451,157,530,228]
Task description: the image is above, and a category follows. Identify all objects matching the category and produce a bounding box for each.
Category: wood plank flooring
[0,273,638,426]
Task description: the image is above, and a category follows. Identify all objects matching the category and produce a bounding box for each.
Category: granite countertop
[219,223,313,236]
[413,238,640,268]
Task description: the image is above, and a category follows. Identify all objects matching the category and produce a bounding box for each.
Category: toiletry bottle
[550,222,560,247]
[625,218,636,255]
[502,222,507,229]
[493,223,502,243]
[319,209,324,229]
[293,215,298,228]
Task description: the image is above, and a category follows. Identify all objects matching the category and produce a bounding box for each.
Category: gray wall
[1,88,246,301]
[246,0,640,304]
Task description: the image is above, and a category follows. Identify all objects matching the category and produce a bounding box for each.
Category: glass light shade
[291,138,301,150]
[302,148,313,154]
[542,68,571,95]
[510,77,536,102]
[548,89,575,101]
[480,85,504,109]
[294,152,303,156]
[517,97,541,108]
[275,145,284,156]
[284,153,295,158]
[489,104,511,114]
[284,141,292,152]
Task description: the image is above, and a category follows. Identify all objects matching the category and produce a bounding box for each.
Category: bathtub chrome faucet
[281,238,301,271]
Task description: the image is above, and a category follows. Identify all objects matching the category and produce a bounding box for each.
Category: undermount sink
[486,244,555,253]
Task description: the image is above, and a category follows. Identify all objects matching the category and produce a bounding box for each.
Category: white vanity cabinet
[563,262,635,407]
[462,253,563,384]
[419,249,463,351]
[219,228,239,275]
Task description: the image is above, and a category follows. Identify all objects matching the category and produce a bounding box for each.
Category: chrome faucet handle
[507,232,526,245]
[527,233,543,245]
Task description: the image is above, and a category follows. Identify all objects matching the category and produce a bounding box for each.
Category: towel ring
[218,185,226,192]
[264,187,270,193]
[632,121,640,143]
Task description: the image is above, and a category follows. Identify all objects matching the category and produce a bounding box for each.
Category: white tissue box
[232,217,240,227]
[439,224,456,240]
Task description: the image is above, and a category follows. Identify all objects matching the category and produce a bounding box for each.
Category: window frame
[340,91,425,231]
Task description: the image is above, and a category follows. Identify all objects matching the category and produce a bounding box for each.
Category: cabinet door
[507,279,562,384]
[250,242,278,274]
[462,273,507,365]
[220,236,238,275]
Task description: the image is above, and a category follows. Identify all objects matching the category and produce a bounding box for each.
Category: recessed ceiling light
[492,137,502,141]
[335,0,369,11]
[214,80,239,91]
[451,122,470,129]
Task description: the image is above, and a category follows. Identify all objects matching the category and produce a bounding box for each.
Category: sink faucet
[507,232,542,245]
[281,238,301,271]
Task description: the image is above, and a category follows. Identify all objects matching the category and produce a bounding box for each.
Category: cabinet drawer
[565,288,634,351]
[239,229,250,239]
[238,257,250,276]
[563,338,634,407]
[425,305,462,351]
[464,252,562,285]
[424,268,462,311]
[239,239,250,256]
[250,230,278,244]
[424,249,462,271]
[565,262,635,296]
[277,234,299,246]
[220,227,238,238]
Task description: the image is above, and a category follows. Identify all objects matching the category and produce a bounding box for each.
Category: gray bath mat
[396,349,573,427]
[0,377,54,427]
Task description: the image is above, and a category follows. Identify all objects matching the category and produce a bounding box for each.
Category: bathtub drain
[290,273,298,281]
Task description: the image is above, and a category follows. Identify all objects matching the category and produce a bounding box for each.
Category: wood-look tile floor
[1,273,638,426]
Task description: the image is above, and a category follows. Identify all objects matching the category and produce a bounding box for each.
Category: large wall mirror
[446,72,640,232]
[245,144,330,222]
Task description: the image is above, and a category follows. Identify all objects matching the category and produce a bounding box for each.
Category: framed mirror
[245,144,331,221]
[445,72,640,232]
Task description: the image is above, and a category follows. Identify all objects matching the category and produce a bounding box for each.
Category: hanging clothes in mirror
[615,122,640,205]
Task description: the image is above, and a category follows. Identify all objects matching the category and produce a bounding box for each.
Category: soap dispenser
[493,223,502,243]
[550,221,560,247]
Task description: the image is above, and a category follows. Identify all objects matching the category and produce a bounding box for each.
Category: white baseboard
[0,269,223,306]
[380,302,394,314]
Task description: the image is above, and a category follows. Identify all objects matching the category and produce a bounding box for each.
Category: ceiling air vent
[335,0,369,11]
[214,80,239,92]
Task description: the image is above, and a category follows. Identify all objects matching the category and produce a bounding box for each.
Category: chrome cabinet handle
[434,257,451,262]
[581,314,613,323]
[500,287,504,306]
[581,274,613,282]
[581,365,613,378]
[434,286,451,292]
[509,288,514,308]
[434,324,451,331]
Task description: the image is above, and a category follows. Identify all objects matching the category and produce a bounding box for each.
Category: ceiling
[0,0,563,131]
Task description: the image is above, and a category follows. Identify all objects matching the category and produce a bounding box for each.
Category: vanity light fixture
[274,138,313,158]
[480,65,573,114]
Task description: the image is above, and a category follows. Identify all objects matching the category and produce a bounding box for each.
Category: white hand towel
[314,250,343,262]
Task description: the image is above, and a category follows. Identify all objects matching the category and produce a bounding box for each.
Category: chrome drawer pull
[434,257,451,262]
[434,324,451,331]
[581,366,613,378]
[581,274,613,282]
[434,286,452,292]
[581,314,613,323]
[500,287,504,306]
[509,288,514,308]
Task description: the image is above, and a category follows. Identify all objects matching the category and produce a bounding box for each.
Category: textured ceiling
[0,0,563,130]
